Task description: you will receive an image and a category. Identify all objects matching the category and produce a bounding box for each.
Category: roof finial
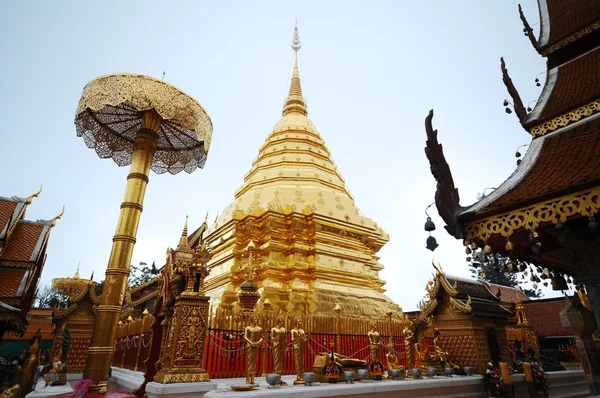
[74,263,80,279]
[283,20,307,116]
[292,18,301,52]
[50,205,65,227]
[26,184,43,205]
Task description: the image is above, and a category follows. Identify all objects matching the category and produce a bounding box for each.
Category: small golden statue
[271,317,288,386]
[291,318,308,385]
[20,337,41,396]
[414,336,429,369]
[403,326,414,370]
[244,315,263,385]
[385,340,403,373]
[367,323,383,362]
[1,385,22,398]
[433,329,452,365]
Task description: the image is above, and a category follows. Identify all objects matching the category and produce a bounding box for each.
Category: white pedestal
[146,381,218,398]
[26,379,74,398]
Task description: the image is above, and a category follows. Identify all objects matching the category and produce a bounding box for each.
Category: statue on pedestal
[385,340,403,375]
[244,315,263,385]
[271,317,288,386]
[291,318,308,385]
[403,326,415,370]
[367,323,383,362]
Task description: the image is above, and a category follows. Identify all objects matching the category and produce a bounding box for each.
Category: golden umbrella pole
[75,73,213,391]
[83,113,159,389]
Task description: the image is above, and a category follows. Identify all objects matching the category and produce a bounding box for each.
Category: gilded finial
[26,184,43,204]
[50,205,65,227]
[292,18,301,52]
[89,271,94,281]
[283,20,307,116]
[204,211,209,223]
[161,71,165,81]
[74,263,80,279]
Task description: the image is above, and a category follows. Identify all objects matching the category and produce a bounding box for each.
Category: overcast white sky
[0,1,564,311]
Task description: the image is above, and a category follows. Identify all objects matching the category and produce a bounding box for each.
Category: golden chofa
[75,73,213,391]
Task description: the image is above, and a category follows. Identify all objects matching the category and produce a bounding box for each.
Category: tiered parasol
[75,73,213,391]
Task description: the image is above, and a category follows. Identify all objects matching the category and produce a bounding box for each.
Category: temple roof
[523,297,572,337]
[526,46,600,128]
[0,221,48,262]
[462,113,600,218]
[537,0,600,52]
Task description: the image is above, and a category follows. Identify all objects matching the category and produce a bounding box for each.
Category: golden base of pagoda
[154,368,211,384]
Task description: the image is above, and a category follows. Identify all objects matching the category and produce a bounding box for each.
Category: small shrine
[411,265,515,373]
[50,268,99,374]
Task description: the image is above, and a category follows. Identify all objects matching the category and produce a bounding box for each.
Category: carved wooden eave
[500,57,528,127]
[424,110,465,240]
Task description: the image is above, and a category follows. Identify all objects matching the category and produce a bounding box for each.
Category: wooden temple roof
[462,114,600,219]
[537,0,600,53]
[425,1,600,268]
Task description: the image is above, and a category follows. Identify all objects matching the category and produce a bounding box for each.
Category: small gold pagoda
[201,25,398,317]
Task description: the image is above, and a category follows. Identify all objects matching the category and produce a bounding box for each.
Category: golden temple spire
[176,215,192,253]
[282,20,307,117]
[74,263,80,279]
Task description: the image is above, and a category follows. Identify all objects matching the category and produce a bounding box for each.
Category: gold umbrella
[75,73,213,390]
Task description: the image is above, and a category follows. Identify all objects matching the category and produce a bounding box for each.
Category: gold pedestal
[154,293,211,383]
[83,117,160,389]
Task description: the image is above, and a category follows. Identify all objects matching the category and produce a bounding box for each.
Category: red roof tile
[474,116,600,216]
[542,0,600,49]
[0,200,18,235]
[524,298,572,337]
[489,284,529,305]
[0,269,26,297]
[535,47,600,123]
[0,222,45,262]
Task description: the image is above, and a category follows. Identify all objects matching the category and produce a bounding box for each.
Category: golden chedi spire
[282,22,307,117]
[201,22,398,318]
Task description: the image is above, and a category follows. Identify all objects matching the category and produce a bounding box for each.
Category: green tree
[128,262,154,289]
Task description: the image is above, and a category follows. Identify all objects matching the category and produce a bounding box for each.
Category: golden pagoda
[199,25,398,317]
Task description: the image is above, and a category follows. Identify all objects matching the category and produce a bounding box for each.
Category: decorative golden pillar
[334,304,342,354]
[75,73,213,390]
[154,242,212,383]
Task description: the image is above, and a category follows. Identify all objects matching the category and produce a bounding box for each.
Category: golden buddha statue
[291,318,308,385]
[367,323,383,362]
[414,336,429,369]
[402,326,414,370]
[20,338,40,396]
[385,340,404,378]
[243,315,263,385]
[271,317,288,385]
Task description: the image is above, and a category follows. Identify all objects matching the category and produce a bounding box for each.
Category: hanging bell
[543,282,548,287]
[471,242,478,250]
[515,151,522,158]
[503,100,509,106]
[483,244,492,254]
[533,283,538,289]
[588,217,598,231]
[555,221,564,229]
[424,217,436,232]
[517,159,522,166]
[466,256,472,262]
[426,235,439,251]
[532,242,541,254]
[505,240,513,251]
[465,247,472,255]
[505,107,513,114]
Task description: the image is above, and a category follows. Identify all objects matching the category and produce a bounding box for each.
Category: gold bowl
[229,383,258,392]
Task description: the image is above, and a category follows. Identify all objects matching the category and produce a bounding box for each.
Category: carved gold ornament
[530,99,600,137]
[465,186,600,242]
[75,73,213,174]
[541,21,600,57]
